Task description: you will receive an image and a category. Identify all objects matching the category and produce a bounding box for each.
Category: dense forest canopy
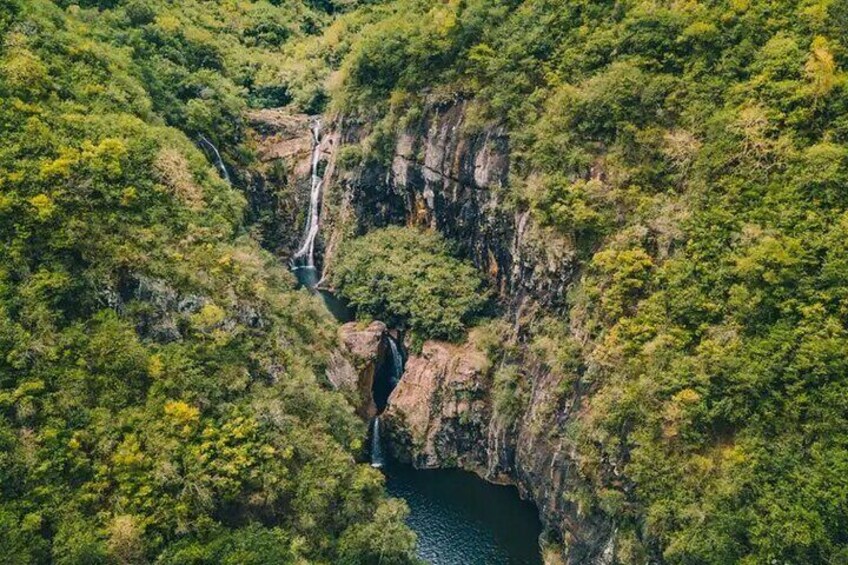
[0,0,418,562]
[332,227,488,344]
[2,0,848,563]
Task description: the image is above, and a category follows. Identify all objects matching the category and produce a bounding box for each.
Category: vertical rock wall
[323,102,578,313]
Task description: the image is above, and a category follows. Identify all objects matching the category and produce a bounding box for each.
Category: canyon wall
[323,102,578,312]
[245,104,615,564]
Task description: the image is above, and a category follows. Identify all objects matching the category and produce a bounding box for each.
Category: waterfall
[370,417,384,468]
[197,134,231,184]
[293,119,324,267]
[387,335,404,386]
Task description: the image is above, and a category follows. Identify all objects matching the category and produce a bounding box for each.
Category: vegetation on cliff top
[0,0,418,562]
[332,227,488,344]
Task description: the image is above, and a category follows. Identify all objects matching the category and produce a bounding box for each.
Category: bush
[331,227,488,342]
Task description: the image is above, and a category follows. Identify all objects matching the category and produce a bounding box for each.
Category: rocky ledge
[382,340,495,475]
[326,321,387,419]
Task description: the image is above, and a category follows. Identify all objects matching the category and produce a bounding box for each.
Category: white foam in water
[387,335,404,386]
[370,417,384,468]
[293,119,324,267]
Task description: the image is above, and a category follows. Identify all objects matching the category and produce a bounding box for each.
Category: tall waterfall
[293,120,324,267]
[387,335,404,387]
[197,134,231,184]
[370,417,384,468]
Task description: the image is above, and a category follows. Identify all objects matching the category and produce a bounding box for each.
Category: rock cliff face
[382,341,493,474]
[314,101,614,564]
[381,337,613,564]
[323,102,578,312]
[327,321,388,419]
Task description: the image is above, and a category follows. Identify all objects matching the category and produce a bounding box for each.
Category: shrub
[331,227,488,341]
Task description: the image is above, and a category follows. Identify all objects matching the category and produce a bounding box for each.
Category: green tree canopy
[332,227,488,342]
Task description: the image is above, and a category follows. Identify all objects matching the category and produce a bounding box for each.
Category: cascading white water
[197,134,231,184]
[370,417,384,468]
[387,335,404,387]
[293,119,324,267]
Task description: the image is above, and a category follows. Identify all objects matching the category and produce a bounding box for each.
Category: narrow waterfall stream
[197,134,231,184]
[289,120,356,320]
[288,122,542,565]
[370,417,385,469]
[387,335,404,386]
[293,119,324,267]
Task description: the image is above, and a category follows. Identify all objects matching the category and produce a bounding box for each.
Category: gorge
[4,1,846,563]
[274,102,611,563]
[289,160,545,562]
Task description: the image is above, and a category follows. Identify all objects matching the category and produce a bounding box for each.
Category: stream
[290,122,543,564]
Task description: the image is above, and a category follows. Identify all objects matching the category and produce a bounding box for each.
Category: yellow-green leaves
[805,36,841,100]
[164,400,201,434]
[0,40,49,100]
[590,247,655,323]
[28,194,54,220]
[191,303,225,330]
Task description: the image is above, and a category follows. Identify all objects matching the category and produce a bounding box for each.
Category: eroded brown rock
[327,321,387,418]
[383,340,497,475]
[247,110,312,175]
[381,333,614,564]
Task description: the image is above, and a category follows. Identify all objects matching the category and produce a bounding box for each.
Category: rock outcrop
[327,321,388,418]
[383,341,494,474]
[382,336,614,564]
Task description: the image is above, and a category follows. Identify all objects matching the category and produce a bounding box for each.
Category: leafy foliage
[331,227,488,342]
[0,1,418,563]
[300,0,848,562]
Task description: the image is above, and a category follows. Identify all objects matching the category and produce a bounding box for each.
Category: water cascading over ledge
[292,119,324,269]
[373,333,404,413]
[370,333,405,468]
[197,134,231,184]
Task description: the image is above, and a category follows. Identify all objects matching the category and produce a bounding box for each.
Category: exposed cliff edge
[327,321,387,419]
[383,340,492,473]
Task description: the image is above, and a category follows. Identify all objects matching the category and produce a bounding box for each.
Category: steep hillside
[0,1,418,563]
[4,0,848,563]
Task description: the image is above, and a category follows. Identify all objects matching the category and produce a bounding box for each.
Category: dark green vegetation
[331,227,488,343]
[0,0,418,563]
[284,0,848,563]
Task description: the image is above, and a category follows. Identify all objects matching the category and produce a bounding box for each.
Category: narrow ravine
[289,121,543,565]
